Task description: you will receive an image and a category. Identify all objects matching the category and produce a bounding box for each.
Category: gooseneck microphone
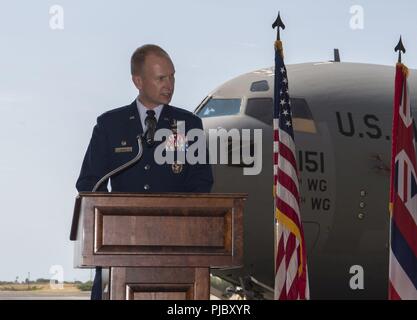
[92,135,144,192]
[92,109,157,192]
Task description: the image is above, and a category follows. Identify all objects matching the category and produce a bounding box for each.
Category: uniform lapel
[158,104,173,130]
[126,100,143,139]
[126,103,173,152]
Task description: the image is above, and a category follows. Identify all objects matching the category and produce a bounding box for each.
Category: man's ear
[132,74,142,90]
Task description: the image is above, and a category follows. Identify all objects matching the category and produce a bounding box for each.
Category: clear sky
[0,0,416,282]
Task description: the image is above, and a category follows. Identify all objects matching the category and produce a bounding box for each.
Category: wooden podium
[70,193,246,300]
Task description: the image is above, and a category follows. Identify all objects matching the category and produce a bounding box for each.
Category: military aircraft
[194,59,417,299]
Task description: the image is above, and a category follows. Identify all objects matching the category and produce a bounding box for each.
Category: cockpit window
[293,98,314,120]
[250,80,269,92]
[196,98,241,118]
[245,98,273,125]
[245,97,316,133]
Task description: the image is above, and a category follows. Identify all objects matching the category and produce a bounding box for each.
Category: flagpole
[389,36,417,299]
[272,12,285,41]
[272,12,310,300]
[390,37,406,217]
[394,36,406,64]
[272,11,285,300]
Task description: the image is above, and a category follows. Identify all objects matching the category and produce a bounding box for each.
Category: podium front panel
[72,193,245,268]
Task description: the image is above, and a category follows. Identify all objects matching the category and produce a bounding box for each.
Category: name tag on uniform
[114,147,133,153]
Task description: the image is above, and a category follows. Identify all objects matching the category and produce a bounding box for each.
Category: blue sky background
[0,0,416,282]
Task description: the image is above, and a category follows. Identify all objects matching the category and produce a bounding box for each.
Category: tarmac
[0,291,90,300]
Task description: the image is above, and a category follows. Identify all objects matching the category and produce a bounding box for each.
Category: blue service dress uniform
[76,100,213,299]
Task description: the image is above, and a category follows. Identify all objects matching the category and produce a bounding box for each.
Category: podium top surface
[70,193,247,241]
[76,192,248,199]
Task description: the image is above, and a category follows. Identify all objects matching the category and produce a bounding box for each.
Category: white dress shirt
[136,98,164,131]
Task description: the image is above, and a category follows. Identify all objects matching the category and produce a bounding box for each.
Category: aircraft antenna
[395,36,406,63]
[272,11,285,41]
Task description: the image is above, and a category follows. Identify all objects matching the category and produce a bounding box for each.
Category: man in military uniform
[76,44,213,299]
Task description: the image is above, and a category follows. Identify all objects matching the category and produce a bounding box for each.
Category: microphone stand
[92,134,145,192]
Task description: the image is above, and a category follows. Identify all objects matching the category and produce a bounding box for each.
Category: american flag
[389,63,417,299]
[273,40,309,300]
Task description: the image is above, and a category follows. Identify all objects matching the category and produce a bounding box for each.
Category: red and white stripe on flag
[274,122,310,300]
[389,63,417,300]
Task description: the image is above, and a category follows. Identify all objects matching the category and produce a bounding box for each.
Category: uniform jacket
[76,101,213,193]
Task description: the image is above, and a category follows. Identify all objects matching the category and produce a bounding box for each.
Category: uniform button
[144,184,150,190]
[144,164,150,170]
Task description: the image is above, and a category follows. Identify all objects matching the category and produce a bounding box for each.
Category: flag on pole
[273,39,309,300]
[389,62,417,300]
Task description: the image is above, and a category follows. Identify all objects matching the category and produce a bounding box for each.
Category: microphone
[144,115,157,146]
[91,109,156,191]
[92,135,144,192]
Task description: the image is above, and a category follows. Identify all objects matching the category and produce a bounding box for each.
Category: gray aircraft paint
[194,62,417,299]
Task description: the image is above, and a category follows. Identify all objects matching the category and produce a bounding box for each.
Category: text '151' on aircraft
[194,53,417,299]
